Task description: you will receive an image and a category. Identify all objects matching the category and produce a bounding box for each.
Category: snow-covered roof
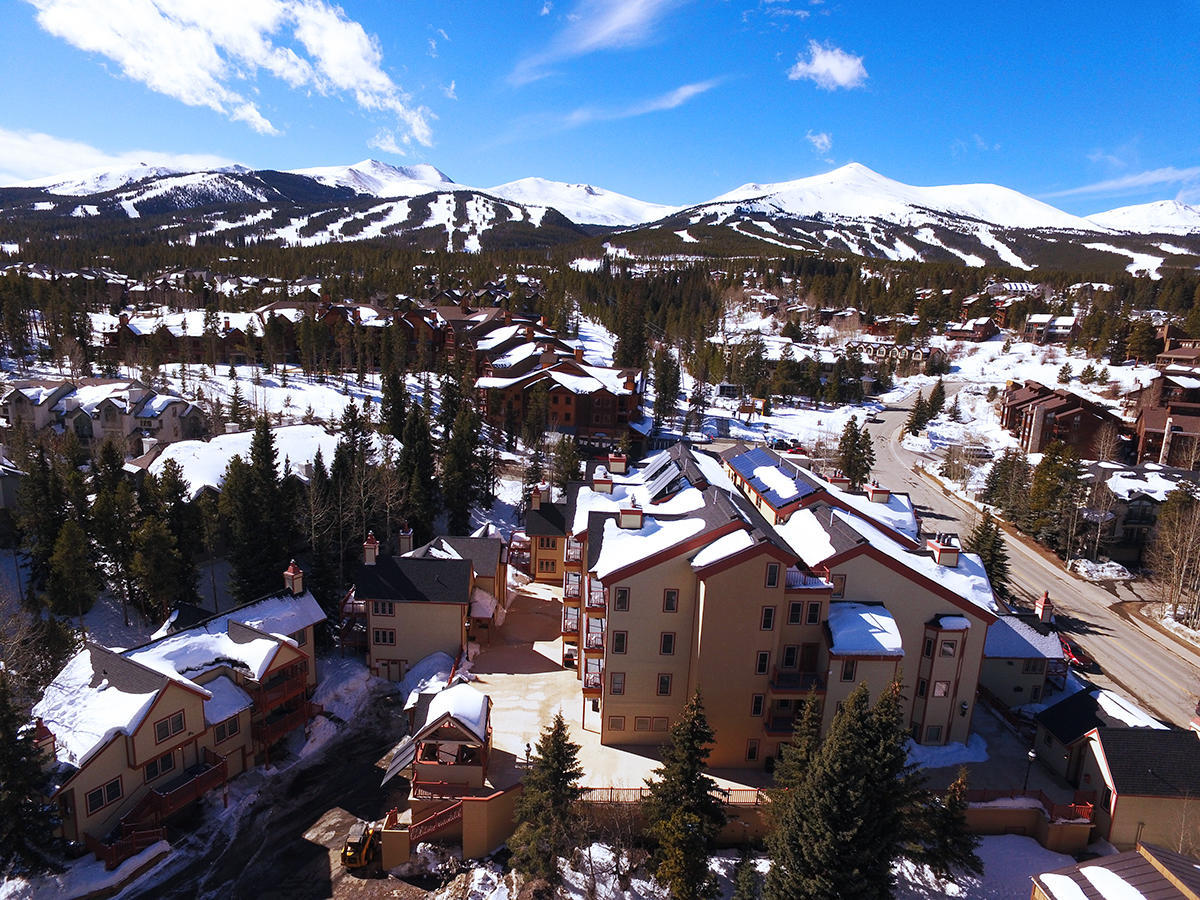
[938,615,972,631]
[1093,690,1166,730]
[592,516,706,580]
[984,616,1064,659]
[202,675,253,725]
[690,529,755,569]
[229,590,326,638]
[125,621,286,691]
[773,508,838,567]
[827,603,904,657]
[425,683,489,743]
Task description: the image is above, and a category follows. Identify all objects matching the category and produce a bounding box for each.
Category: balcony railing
[764,715,797,735]
[584,629,606,651]
[585,582,607,611]
[582,672,602,693]
[565,542,583,563]
[249,664,308,712]
[120,747,228,832]
[253,701,320,747]
[965,789,1095,823]
[769,669,825,694]
[562,609,580,635]
[563,573,582,601]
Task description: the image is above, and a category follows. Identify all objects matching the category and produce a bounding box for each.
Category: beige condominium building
[556,442,1000,768]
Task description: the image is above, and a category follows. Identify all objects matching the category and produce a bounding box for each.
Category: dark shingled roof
[1034,689,1162,746]
[1034,842,1200,899]
[354,556,471,605]
[408,536,504,577]
[86,644,169,695]
[525,501,568,537]
[1096,727,1200,798]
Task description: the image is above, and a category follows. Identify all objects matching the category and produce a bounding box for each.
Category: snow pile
[0,839,170,899]
[1068,559,1132,581]
[1039,873,1090,900]
[827,603,904,656]
[906,733,989,769]
[690,529,755,568]
[426,683,489,742]
[773,508,837,565]
[895,834,1075,899]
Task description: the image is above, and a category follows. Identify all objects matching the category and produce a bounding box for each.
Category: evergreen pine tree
[1057,362,1073,384]
[398,405,438,544]
[441,404,479,535]
[966,511,1012,602]
[509,711,584,886]
[731,849,762,900]
[130,517,188,623]
[928,378,946,418]
[0,671,57,872]
[914,769,983,880]
[228,380,247,426]
[550,435,582,496]
[47,518,97,619]
[837,416,873,490]
[947,395,962,423]
[380,371,407,437]
[654,810,720,900]
[905,391,929,436]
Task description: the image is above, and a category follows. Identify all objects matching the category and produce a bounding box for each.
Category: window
[940,640,957,658]
[755,651,770,675]
[923,637,935,658]
[925,725,942,742]
[610,672,626,695]
[86,778,123,815]
[917,678,928,698]
[291,628,307,647]
[1031,685,1041,701]
[841,659,857,682]
[154,711,185,744]
[537,537,558,550]
[760,606,776,631]
[751,694,765,717]
[614,587,630,611]
[215,715,240,743]
[933,680,950,698]
[788,602,804,625]
[608,716,626,731]
[145,751,176,782]
[782,645,799,669]
[830,574,846,599]
[657,673,672,696]
[663,589,679,612]
[372,600,394,617]
[652,717,669,732]
[746,739,760,761]
[765,563,780,588]
[373,629,396,646]
[634,716,652,732]
[1022,658,1045,674]
[612,630,627,654]
[806,602,821,625]
[537,559,557,574]
[660,632,676,655]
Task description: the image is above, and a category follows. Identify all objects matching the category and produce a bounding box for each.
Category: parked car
[1060,636,1096,671]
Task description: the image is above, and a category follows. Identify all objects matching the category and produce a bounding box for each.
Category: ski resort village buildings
[30,575,325,858]
[549,442,1001,767]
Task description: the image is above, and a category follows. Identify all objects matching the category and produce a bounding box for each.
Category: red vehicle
[1060,636,1095,670]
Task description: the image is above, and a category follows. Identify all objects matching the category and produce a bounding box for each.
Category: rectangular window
[765,563,780,588]
[926,725,943,742]
[1031,685,1041,701]
[806,601,821,625]
[782,645,799,669]
[746,739,760,761]
[215,715,241,743]
[612,630,627,654]
[917,678,928,698]
[663,589,679,612]
[610,672,626,695]
[788,601,804,625]
[660,632,676,655]
[755,651,770,675]
[86,777,123,815]
[760,606,776,631]
[537,537,558,550]
[830,574,846,599]
[923,637,934,658]
[841,659,857,682]
[933,680,950,698]
[608,716,626,731]
[1022,658,1045,674]
[372,629,396,646]
[614,587,630,611]
[751,694,765,717]
[372,600,394,616]
[657,673,672,696]
[652,717,669,732]
[292,628,307,647]
[940,640,957,658]
[537,559,557,573]
[145,751,176,782]
[634,716,652,732]
[154,711,185,744]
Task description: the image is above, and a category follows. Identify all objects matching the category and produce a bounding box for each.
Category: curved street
[867,386,1200,728]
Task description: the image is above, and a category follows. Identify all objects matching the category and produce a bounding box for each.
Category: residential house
[1032,842,1200,899]
[403,532,509,640]
[31,573,325,859]
[525,484,574,585]
[1001,380,1123,456]
[381,683,493,797]
[980,601,1066,707]
[1157,346,1200,370]
[1133,408,1200,467]
[1033,688,1167,784]
[1076,728,1200,851]
[946,317,1000,342]
[1022,314,1079,344]
[341,533,471,681]
[1081,461,1200,563]
[844,340,949,376]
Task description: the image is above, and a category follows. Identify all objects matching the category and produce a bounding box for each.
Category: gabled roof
[407,535,504,577]
[1035,689,1166,746]
[984,615,1064,660]
[526,501,569,537]
[1035,843,1200,900]
[354,556,471,605]
[1092,727,1200,798]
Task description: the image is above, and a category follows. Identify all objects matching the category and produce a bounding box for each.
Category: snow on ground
[0,840,170,900]
[81,589,157,649]
[895,834,1075,899]
[906,733,989,769]
[576,316,616,367]
[1068,559,1132,581]
[298,656,391,759]
[1161,615,1200,649]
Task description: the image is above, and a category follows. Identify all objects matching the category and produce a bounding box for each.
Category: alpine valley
[2,159,1198,273]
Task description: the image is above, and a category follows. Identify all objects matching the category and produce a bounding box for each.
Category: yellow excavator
[340,819,381,869]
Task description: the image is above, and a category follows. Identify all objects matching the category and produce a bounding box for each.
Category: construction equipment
[340,819,380,869]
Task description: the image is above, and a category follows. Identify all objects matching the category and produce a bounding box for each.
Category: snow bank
[906,733,989,769]
[1068,559,1132,581]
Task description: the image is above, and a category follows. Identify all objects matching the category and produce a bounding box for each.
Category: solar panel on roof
[645,462,681,500]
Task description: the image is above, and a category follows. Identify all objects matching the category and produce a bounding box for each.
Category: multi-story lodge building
[556,443,1000,768]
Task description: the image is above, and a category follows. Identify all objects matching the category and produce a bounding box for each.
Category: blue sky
[1,0,1198,215]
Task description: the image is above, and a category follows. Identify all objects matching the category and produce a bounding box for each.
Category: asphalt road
[867,387,1200,729]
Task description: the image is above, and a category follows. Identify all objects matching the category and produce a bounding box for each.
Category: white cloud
[787,39,867,90]
[22,0,431,145]
[0,127,236,184]
[563,78,719,127]
[1044,166,1200,199]
[367,131,406,156]
[805,130,832,155]
[540,0,553,13]
[428,38,438,57]
[512,0,685,84]
[443,80,458,100]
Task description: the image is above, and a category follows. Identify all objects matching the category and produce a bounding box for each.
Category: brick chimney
[865,482,891,503]
[592,465,613,494]
[363,531,379,566]
[530,483,550,510]
[524,324,535,340]
[223,316,231,332]
[574,345,585,362]
[926,533,960,568]
[397,526,413,555]
[607,453,628,475]
[617,500,644,530]
[119,312,130,327]
[1036,591,1054,623]
[283,559,304,595]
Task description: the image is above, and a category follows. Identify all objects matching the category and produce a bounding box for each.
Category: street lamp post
[1022,748,1037,793]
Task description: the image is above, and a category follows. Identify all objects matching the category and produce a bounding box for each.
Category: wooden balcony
[85,826,166,871]
[769,669,825,695]
[764,715,797,736]
[562,608,580,636]
[253,701,320,747]
[564,541,583,565]
[250,664,308,712]
[120,747,228,833]
[585,582,606,612]
[582,672,602,695]
[563,573,582,604]
[583,629,605,654]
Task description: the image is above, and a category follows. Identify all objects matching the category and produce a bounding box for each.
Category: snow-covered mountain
[485,177,678,227]
[1086,200,1200,235]
[708,163,1104,232]
[288,159,458,199]
[18,163,192,196]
